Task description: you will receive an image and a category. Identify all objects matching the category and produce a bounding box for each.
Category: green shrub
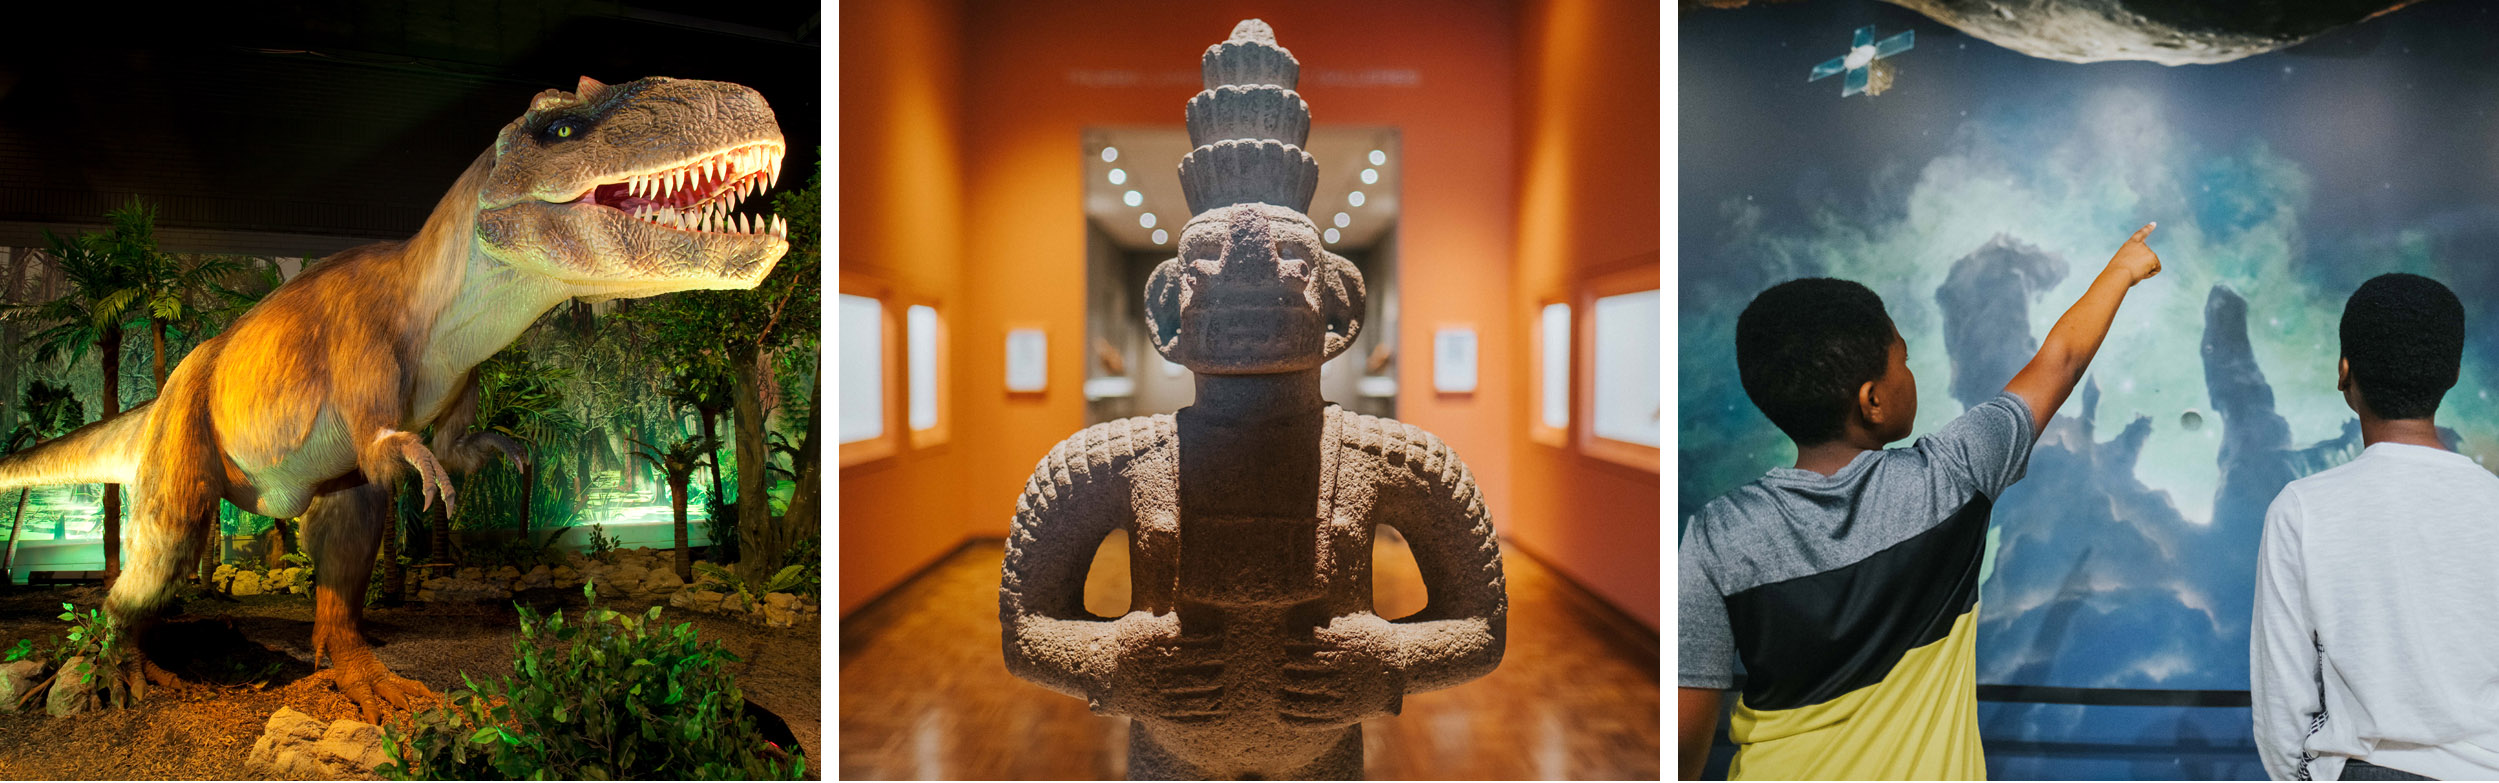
[376,583,804,780]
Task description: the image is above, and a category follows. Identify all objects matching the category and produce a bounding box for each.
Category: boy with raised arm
[2252,273,2499,782]
[1677,224,2164,780]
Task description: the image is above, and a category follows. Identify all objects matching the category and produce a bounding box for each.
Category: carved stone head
[1142,19,1365,375]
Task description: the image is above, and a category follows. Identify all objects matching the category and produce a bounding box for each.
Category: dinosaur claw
[398,437,457,517]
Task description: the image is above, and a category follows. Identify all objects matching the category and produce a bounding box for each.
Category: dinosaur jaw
[573,141,790,239]
[476,141,791,295]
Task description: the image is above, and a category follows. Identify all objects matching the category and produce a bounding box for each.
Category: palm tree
[631,435,716,582]
[137,252,249,394]
[667,365,735,510]
[16,200,159,576]
[1,380,84,584]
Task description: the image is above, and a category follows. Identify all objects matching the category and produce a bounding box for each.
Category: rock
[641,569,685,596]
[588,574,625,599]
[247,706,388,780]
[231,571,265,597]
[45,657,94,716]
[670,589,723,614]
[610,564,649,590]
[1880,0,2418,65]
[762,592,801,628]
[455,567,482,582]
[491,565,521,582]
[428,578,509,603]
[0,659,43,713]
[516,564,552,590]
[550,565,579,586]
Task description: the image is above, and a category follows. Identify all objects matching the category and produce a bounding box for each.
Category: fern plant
[374,583,805,780]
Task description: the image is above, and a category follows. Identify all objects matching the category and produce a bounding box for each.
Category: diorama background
[1680,2,2499,778]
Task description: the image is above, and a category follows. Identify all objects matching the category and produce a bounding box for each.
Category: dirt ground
[0,583,821,780]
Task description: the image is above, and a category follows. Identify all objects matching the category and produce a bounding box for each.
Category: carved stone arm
[1000,424,1147,702]
[1374,427,1508,694]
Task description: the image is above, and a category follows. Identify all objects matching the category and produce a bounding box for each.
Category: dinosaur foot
[330,647,437,724]
[114,651,192,705]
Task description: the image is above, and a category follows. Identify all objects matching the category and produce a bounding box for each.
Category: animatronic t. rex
[0,76,790,720]
[1000,20,1506,780]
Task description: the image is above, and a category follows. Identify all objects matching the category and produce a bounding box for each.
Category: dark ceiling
[0,1,820,255]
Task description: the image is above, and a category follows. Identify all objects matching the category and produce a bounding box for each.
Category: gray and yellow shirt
[1680,392,2036,780]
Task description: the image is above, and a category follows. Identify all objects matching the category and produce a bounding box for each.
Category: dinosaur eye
[547,118,585,141]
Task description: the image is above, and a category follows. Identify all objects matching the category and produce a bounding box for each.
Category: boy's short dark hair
[1736,278,1898,444]
[2340,272,2464,421]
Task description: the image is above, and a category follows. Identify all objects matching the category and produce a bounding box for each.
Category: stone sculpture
[1001,20,1507,781]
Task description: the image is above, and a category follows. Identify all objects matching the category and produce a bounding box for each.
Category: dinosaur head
[474,76,789,300]
[1145,203,1365,374]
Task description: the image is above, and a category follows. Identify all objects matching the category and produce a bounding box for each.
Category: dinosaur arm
[1000,422,1155,701]
[425,372,526,476]
[1373,425,1507,694]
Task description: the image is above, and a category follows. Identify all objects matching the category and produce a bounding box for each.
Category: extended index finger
[2130,221,2158,244]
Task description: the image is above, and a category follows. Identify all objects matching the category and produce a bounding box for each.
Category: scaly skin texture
[0,75,790,721]
[1000,21,1505,780]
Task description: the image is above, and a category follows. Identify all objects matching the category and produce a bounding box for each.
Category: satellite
[1811,25,1914,97]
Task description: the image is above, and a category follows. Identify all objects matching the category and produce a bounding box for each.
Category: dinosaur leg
[103,397,224,704]
[303,482,435,722]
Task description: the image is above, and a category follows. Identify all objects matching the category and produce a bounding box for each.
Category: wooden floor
[838,533,1660,780]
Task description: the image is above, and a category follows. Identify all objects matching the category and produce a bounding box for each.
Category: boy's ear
[1857,378,1886,428]
[2337,358,2351,392]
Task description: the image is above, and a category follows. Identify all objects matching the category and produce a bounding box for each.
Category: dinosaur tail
[0,401,152,491]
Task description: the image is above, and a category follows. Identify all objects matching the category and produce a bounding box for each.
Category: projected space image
[1681,2,2499,778]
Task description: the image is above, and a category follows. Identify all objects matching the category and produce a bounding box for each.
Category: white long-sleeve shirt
[2252,442,2499,781]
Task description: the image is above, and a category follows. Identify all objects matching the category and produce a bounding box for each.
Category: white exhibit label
[1006,329,1049,392]
[1433,327,1478,394]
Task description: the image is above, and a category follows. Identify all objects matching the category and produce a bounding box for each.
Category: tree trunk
[3,488,27,584]
[616,424,637,496]
[699,407,726,508]
[151,317,169,392]
[671,472,692,582]
[520,463,535,536]
[730,350,781,584]
[574,426,591,507]
[782,386,820,556]
[100,325,121,577]
[269,517,296,563]
[381,498,404,603]
[429,495,450,565]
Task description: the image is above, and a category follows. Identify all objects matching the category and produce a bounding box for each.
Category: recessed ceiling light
[1109,168,1127,185]
[1123,190,1143,207]
[1348,191,1366,207]
[1102,147,1119,163]
[1153,229,1169,244]
[1361,168,1378,185]
[1140,213,1157,229]
[1324,227,1341,243]
[1333,212,1350,228]
[1368,149,1386,166]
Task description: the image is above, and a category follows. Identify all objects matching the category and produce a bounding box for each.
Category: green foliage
[700,498,739,564]
[465,531,565,572]
[4,638,33,663]
[375,583,806,780]
[585,524,620,564]
[278,551,316,593]
[688,556,813,610]
[779,536,820,600]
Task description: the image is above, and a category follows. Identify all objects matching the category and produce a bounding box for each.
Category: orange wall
[842,1,1664,626]
[948,0,1522,551]
[1506,0,1663,627]
[837,0,970,614]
